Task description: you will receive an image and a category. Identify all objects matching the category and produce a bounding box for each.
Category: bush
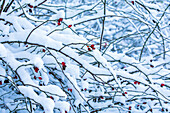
[0,0,169,113]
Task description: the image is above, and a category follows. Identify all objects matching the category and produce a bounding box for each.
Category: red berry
[150,65,154,68]
[65,111,67,113]
[84,88,87,91]
[68,25,72,28]
[68,88,70,91]
[38,77,42,80]
[0,81,2,85]
[42,49,46,52]
[61,62,66,70]
[134,81,138,84]
[58,22,61,26]
[90,44,95,48]
[58,18,63,22]
[161,108,164,111]
[150,109,152,112]
[26,45,28,47]
[28,4,33,8]
[150,59,153,62]
[62,62,66,66]
[137,105,140,107]
[34,76,36,79]
[88,47,91,51]
[50,96,54,100]
[125,92,127,94]
[34,67,39,73]
[131,1,134,5]
[83,78,87,81]
[70,89,72,92]
[100,96,104,99]
[138,82,140,85]
[129,106,132,110]
[161,83,165,87]
[143,102,147,104]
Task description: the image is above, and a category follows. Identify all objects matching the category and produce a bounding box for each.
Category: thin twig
[25,20,49,43]
[0,0,5,15]
[3,0,14,12]
[139,4,170,61]
[98,0,106,67]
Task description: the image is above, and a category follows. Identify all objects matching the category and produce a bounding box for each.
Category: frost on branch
[0,0,169,113]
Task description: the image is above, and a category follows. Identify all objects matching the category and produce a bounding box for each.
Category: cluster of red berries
[87,44,95,51]
[134,81,140,85]
[68,88,72,92]
[33,67,43,80]
[28,4,33,13]
[57,18,72,28]
[34,76,42,80]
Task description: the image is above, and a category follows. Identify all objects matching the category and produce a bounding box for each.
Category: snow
[0,0,169,113]
[39,85,67,98]
[0,44,7,57]
[18,86,55,113]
